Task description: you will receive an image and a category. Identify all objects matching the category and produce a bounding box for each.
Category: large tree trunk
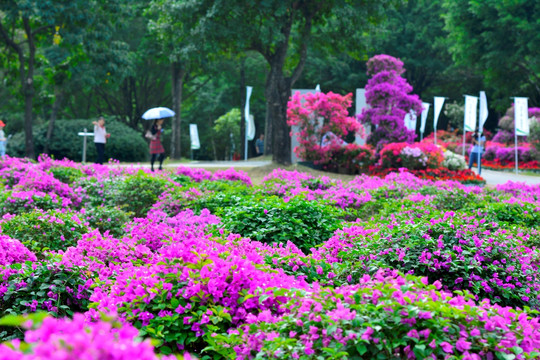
[44,88,64,154]
[171,62,186,159]
[265,66,291,165]
[23,84,35,159]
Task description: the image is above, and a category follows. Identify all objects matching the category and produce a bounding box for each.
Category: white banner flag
[244,86,253,126]
[189,124,200,150]
[247,114,255,140]
[515,97,529,136]
[420,102,430,133]
[433,97,445,131]
[479,91,488,132]
[403,110,417,131]
[464,95,478,132]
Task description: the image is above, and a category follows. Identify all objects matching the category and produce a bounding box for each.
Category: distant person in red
[149,118,165,171]
[92,116,110,165]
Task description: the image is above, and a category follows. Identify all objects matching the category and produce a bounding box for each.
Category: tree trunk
[265,65,292,165]
[44,88,64,154]
[171,62,186,159]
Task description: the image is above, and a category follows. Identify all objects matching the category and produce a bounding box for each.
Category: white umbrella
[142,107,175,120]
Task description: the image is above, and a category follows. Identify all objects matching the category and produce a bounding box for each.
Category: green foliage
[0,191,62,216]
[530,121,540,160]
[220,195,344,252]
[48,166,84,184]
[82,205,133,237]
[443,101,464,131]
[213,108,241,160]
[0,210,90,254]
[116,171,172,217]
[0,262,92,341]
[7,119,148,162]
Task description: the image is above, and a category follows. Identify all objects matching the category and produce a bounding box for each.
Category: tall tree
[0,0,125,158]
[443,0,540,111]
[157,0,391,165]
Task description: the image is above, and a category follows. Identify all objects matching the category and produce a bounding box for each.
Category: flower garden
[0,154,539,359]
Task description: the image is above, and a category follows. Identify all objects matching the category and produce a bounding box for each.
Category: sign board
[189,124,200,150]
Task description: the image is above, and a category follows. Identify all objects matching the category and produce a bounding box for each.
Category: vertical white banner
[463,95,478,132]
[247,114,255,140]
[189,124,200,150]
[403,110,417,131]
[479,91,488,132]
[514,97,529,136]
[244,86,253,160]
[433,97,445,131]
[244,86,253,125]
[420,102,430,134]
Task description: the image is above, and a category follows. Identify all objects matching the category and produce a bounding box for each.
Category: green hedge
[7,119,148,162]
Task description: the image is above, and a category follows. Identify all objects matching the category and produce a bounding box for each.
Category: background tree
[443,0,540,112]
[0,0,127,158]
[166,0,391,165]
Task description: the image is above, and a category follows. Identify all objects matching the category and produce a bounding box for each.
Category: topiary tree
[213,108,241,160]
[492,106,540,145]
[357,54,423,150]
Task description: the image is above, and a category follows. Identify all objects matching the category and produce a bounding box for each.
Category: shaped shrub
[220,195,344,252]
[379,142,443,170]
[0,210,89,253]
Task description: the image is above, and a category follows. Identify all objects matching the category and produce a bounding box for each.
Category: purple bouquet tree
[358,54,423,150]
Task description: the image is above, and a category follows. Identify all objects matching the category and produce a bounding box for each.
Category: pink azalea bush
[287,91,371,172]
[379,142,444,170]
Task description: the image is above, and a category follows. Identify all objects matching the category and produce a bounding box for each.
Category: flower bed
[0,156,539,359]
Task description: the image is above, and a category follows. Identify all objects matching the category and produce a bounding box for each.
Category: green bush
[82,205,133,237]
[0,209,90,254]
[6,119,148,162]
[0,262,92,341]
[0,191,63,216]
[48,166,84,184]
[220,195,344,252]
[116,171,173,217]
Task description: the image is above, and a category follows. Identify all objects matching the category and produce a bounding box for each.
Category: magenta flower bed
[0,155,539,359]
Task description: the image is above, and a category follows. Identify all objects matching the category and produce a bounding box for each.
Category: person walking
[149,118,165,171]
[468,130,486,174]
[92,116,110,165]
[0,120,6,159]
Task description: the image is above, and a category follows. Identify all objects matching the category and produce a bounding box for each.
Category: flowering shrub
[0,158,539,358]
[0,235,36,265]
[357,54,423,149]
[287,91,364,167]
[0,313,178,359]
[441,149,467,170]
[379,142,443,170]
[214,270,540,360]
[0,210,89,254]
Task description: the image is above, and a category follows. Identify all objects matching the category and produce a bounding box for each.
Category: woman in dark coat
[149,119,165,171]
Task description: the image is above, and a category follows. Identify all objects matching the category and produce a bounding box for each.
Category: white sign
[514,97,529,136]
[464,95,478,132]
[189,124,200,150]
[403,110,417,131]
[479,91,488,132]
[420,102,430,133]
[246,114,255,140]
[433,97,445,131]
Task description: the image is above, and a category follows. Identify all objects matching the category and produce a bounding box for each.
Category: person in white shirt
[92,116,110,165]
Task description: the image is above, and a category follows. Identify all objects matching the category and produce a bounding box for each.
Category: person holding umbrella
[142,107,175,171]
[149,118,165,171]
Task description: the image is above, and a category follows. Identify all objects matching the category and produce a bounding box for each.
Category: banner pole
[515,128,518,175]
[477,132,481,174]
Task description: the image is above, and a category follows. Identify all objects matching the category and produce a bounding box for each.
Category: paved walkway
[471,168,540,186]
